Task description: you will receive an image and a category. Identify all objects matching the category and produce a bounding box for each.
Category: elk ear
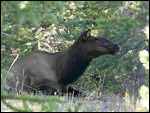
[80,29,91,41]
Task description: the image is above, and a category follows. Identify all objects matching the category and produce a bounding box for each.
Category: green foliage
[1,69,11,91]
[1,1,149,111]
[1,93,65,112]
[1,69,11,77]
[67,102,82,112]
[1,1,66,27]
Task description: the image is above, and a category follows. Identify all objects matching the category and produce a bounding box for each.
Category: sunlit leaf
[143,25,149,39]
[139,85,149,110]
[19,1,29,9]
[139,50,149,70]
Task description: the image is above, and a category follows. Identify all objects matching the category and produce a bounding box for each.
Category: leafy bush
[1,1,149,111]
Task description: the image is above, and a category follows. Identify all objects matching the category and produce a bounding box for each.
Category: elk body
[7,29,120,96]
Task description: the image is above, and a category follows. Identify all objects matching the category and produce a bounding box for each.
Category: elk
[6,29,120,96]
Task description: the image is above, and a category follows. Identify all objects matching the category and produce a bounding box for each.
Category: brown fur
[7,29,120,95]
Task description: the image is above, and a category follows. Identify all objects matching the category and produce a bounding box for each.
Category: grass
[1,91,149,112]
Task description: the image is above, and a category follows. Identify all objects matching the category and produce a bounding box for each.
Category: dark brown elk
[6,29,120,96]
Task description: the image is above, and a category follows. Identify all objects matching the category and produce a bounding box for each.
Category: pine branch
[116,39,148,58]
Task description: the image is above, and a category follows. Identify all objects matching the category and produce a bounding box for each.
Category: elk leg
[62,86,86,97]
[36,86,58,95]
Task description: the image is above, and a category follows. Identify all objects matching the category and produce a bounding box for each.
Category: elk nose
[114,44,121,51]
[117,45,121,51]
